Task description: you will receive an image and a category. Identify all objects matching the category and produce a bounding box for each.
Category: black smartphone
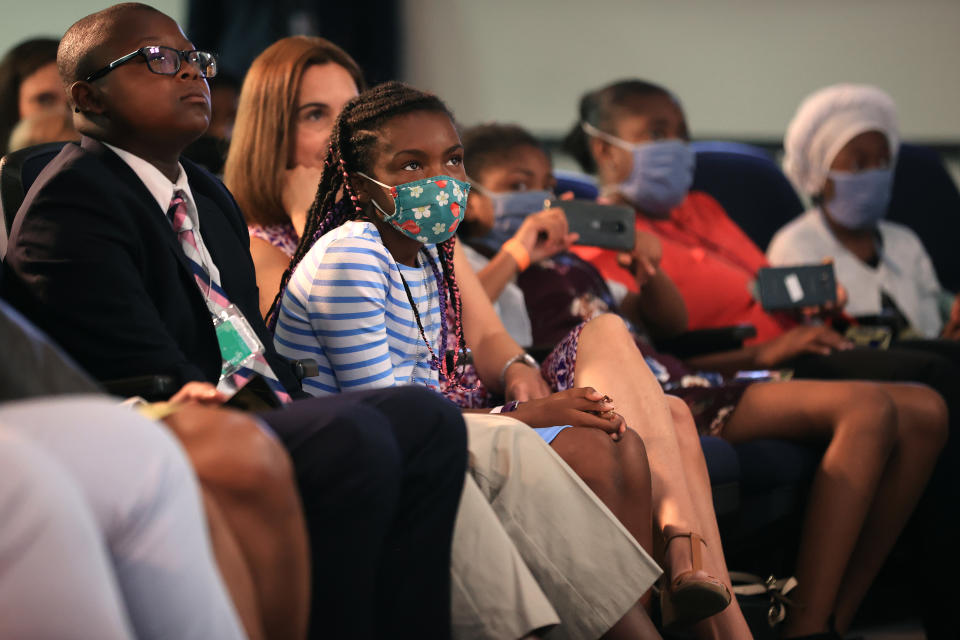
[225,373,283,412]
[549,200,635,251]
[756,264,837,311]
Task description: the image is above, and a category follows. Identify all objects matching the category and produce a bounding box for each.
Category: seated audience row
[2,5,660,640]
[458,121,945,638]
[0,2,957,639]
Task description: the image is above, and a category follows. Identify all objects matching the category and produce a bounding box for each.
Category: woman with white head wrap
[769,83,957,340]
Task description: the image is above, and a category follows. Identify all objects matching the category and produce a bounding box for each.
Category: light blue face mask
[582,122,695,218]
[470,185,554,252]
[824,168,893,230]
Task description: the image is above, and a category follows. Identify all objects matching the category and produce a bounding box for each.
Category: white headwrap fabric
[783,84,900,195]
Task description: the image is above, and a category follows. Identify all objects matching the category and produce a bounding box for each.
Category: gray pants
[0,396,246,640]
[454,415,661,640]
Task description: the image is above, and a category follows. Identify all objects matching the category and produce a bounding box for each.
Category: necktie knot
[167,190,192,233]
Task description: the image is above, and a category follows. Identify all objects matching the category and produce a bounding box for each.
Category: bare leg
[668,397,755,640]
[831,383,947,632]
[164,407,311,640]
[723,381,899,636]
[573,314,748,638]
[575,315,701,538]
[551,426,661,639]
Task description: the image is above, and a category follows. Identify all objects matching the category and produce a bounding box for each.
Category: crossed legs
[572,314,752,639]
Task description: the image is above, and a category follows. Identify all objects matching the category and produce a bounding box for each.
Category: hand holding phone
[615,229,663,289]
[514,207,578,263]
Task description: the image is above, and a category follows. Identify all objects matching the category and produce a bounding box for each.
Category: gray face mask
[468,184,553,253]
[824,168,893,229]
[582,122,695,217]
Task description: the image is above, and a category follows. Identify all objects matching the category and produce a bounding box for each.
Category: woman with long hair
[224,36,365,316]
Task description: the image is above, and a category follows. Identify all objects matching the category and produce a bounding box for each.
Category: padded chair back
[0,142,70,258]
[690,143,805,252]
[887,144,960,292]
[553,169,599,200]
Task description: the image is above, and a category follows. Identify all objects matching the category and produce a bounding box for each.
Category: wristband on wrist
[489,400,521,415]
[501,238,531,272]
[499,351,539,388]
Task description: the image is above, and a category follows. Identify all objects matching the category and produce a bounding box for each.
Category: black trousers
[260,386,467,640]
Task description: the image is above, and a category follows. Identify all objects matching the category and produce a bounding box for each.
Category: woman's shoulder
[767,209,830,263]
[248,223,299,257]
[878,220,931,258]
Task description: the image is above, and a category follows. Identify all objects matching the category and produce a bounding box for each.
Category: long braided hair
[267,81,469,388]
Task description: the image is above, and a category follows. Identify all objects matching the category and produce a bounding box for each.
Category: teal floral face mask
[358,172,470,244]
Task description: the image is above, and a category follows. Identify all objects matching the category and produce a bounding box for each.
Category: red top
[572,191,795,343]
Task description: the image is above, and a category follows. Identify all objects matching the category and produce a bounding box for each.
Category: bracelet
[501,238,531,272]
[489,401,520,414]
[499,352,539,388]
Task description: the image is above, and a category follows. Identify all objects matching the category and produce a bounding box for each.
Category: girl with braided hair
[272,81,744,636]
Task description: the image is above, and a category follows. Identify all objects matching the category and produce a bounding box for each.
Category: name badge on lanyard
[212,303,266,381]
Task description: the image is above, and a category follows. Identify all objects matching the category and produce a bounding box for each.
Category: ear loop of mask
[581,121,636,151]
[356,171,398,217]
[581,122,635,198]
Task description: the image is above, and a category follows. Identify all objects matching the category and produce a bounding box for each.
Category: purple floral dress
[248,223,299,257]
[514,252,751,436]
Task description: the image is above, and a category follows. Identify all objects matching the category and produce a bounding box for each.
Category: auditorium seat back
[690,142,805,252]
[887,144,960,292]
[0,142,71,258]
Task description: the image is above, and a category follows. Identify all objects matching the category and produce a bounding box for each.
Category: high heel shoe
[660,528,732,630]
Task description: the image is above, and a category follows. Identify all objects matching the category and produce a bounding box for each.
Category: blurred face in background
[467,144,554,235]
[593,92,688,186]
[18,62,67,120]
[207,82,239,140]
[290,62,360,168]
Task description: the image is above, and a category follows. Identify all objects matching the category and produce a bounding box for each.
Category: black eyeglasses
[85,46,218,82]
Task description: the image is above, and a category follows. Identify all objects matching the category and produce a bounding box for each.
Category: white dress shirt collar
[102,142,197,217]
[102,143,220,284]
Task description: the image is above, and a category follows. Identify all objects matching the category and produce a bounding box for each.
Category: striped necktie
[168,190,291,403]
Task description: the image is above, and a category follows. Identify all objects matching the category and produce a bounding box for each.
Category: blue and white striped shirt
[274,221,443,396]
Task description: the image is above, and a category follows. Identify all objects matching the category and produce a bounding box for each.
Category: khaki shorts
[452,414,662,640]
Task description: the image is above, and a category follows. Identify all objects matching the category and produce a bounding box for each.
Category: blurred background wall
[402,0,960,145]
[3,0,958,147]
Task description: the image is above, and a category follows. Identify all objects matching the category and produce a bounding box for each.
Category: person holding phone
[771,83,960,341]
[460,124,687,346]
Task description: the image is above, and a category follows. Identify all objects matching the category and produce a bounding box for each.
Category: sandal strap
[663,530,707,572]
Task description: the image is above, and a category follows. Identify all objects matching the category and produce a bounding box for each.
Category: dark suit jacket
[2,136,300,395]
